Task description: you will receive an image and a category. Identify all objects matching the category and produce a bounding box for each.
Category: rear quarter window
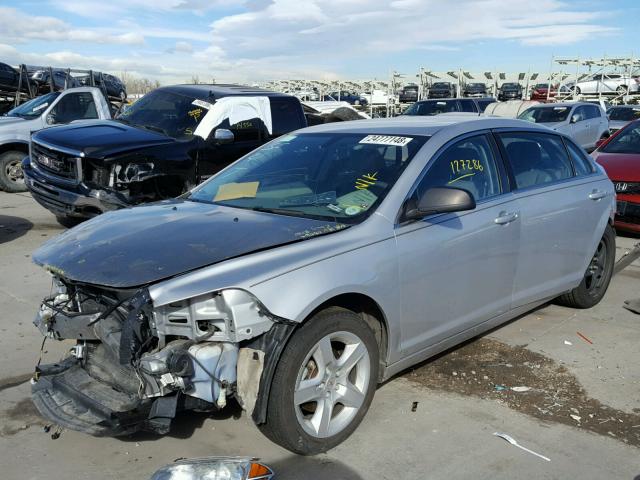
[564,139,596,176]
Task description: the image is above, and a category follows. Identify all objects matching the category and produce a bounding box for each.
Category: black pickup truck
[23,84,307,226]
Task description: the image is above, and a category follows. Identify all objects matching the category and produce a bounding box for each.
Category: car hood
[33,120,176,159]
[32,200,348,288]
[593,152,640,181]
[0,116,26,127]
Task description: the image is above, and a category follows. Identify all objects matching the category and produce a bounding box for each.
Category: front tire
[0,151,28,192]
[556,224,615,308]
[259,307,379,455]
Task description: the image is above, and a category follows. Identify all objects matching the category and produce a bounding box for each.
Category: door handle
[589,190,607,200]
[494,211,519,225]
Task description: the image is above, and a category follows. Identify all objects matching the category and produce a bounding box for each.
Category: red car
[530,83,558,102]
[592,118,640,233]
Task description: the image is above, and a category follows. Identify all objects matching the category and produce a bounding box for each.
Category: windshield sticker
[188,108,203,121]
[553,107,568,111]
[192,99,214,110]
[327,204,343,213]
[214,181,259,201]
[345,206,362,216]
[337,189,377,210]
[295,223,348,240]
[359,135,413,147]
[355,172,378,190]
[32,103,49,112]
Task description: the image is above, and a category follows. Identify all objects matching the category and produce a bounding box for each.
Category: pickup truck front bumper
[22,157,128,219]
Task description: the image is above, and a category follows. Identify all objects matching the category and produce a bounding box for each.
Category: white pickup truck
[0,87,112,192]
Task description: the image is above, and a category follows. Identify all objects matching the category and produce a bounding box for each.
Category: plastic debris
[493,432,551,462]
[494,385,507,391]
[511,386,531,392]
[411,401,419,412]
[570,414,581,422]
[563,340,573,346]
[576,332,593,345]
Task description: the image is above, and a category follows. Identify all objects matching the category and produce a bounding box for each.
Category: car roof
[158,84,293,100]
[299,116,550,136]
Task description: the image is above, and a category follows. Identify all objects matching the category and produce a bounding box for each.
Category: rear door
[495,130,603,306]
[395,132,519,355]
[569,106,591,148]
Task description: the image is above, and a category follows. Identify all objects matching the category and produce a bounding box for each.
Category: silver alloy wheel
[294,330,371,439]
[5,158,24,185]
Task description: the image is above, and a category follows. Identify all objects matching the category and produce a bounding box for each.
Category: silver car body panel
[148,117,615,378]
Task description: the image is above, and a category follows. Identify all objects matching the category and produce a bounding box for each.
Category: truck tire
[258,307,379,455]
[0,150,28,193]
[56,215,84,229]
[555,224,615,309]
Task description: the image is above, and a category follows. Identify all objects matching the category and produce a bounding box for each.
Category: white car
[518,102,610,151]
[567,74,640,96]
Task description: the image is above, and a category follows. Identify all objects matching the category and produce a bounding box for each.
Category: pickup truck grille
[32,143,78,180]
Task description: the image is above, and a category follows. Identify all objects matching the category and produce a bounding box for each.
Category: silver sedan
[30,116,616,455]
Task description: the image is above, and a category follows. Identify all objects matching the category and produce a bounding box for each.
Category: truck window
[50,92,98,123]
[270,98,304,137]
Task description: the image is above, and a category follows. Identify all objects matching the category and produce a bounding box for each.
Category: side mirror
[213,128,234,144]
[570,114,580,124]
[403,186,476,221]
[45,113,56,125]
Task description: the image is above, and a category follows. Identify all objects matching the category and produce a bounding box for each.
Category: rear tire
[0,151,28,192]
[556,224,615,309]
[258,307,379,455]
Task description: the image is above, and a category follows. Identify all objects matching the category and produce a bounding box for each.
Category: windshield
[468,83,485,88]
[609,107,640,122]
[188,132,428,222]
[403,100,458,116]
[6,92,59,119]
[431,83,449,88]
[518,106,570,123]
[601,122,640,154]
[116,89,209,139]
[502,83,519,89]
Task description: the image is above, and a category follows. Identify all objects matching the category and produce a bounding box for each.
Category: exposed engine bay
[31,275,294,436]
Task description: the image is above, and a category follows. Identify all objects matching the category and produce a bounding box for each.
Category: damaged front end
[32,276,294,437]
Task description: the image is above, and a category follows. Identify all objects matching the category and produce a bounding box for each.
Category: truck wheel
[0,151,28,193]
[56,215,84,229]
[556,224,615,309]
[259,307,379,455]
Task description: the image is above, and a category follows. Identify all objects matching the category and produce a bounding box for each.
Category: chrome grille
[32,142,78,180]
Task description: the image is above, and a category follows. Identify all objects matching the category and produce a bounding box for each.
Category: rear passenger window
[459,99,477,113]
[564,139,595,175]
[498,132,573,189]
[416,134,502,202]
[271,99,303,137]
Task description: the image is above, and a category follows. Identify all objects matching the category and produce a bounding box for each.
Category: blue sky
[0,0,638,84]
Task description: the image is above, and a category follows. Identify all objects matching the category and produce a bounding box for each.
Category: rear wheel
[259,307,379,455]
[0,151,27,192]
[556,224,615,308]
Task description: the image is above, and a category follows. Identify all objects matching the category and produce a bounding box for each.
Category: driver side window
[416,134,502,202]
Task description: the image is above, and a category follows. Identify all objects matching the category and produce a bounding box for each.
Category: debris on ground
[563,340,573,346]
[411,401,419,412]
[623,298,640,315]
[576,332,593,345]
[493,432,551,462]
[511,386,531,393]
[404,338,640,447]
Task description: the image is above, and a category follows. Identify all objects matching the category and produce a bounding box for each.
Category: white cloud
[0,7,145,45]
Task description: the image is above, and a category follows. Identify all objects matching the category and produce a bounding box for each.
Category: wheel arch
[0,141,29,156]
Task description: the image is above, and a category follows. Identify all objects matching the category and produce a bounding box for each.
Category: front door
[395,133,519,355]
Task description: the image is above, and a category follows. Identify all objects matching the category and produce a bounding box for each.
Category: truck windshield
[188,132,428,223]
[116,90,208,139]
[518,106,570,123]
[6,92,60,119]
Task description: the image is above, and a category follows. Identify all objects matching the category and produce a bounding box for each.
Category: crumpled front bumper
[22,157,129,219]
[31,358,149,436]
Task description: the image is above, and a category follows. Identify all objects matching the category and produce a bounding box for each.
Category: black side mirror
[403,187,476,221]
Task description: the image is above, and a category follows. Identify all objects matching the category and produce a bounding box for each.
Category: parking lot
[1,190,639,480]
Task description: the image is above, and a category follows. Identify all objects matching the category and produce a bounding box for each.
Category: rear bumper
[23,157,128,219]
